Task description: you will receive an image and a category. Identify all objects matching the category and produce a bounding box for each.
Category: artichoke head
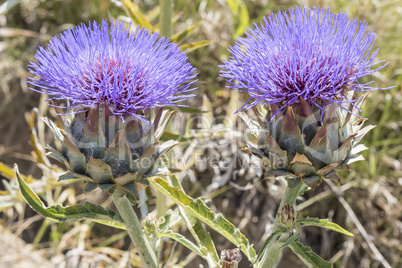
[242,93,374,189]
[43,107,178,198]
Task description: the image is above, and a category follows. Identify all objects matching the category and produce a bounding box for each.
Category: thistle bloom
[221,7,388,188]
[29,20,196,122]
[220,6,385,115]
[27,20,197,195]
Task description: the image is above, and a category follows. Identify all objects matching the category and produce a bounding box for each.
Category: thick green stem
[257,182,305,268]
[112,187,158,268]
[160,0,172,38]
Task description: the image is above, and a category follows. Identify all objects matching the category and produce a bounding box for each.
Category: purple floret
[29,20,197,122]
[220,6,387,116]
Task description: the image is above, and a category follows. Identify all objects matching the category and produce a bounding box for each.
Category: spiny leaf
[15,165,125,229]
[289,240,332,268]
[297,217,353,237]
[148,177,256,262]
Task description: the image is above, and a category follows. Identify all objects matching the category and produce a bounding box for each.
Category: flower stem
[257,181,305,268]
[112,187,158,268]
[160,0,172,38]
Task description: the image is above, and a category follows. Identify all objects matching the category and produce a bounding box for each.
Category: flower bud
[279,203,295,228]
[221,248,242,268]
[143,213,159,236]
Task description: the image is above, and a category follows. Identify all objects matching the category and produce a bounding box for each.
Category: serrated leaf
[170,176,220,266]
[148,177,256,262]
[180,40,214,53]
[297,218,353,237]
[15,165,125,229]
[289,240,332,268]
[157,230,206,259]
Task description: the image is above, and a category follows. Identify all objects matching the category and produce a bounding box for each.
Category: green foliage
[279,226,301,249]
[122,0,153,30]
[157,230,206,259]
[15,164,125,230]
[170,175,220,267]
[297,217,353,237]
[289,240,332,268]
[180,40,214,53]
[255,231,281,264]
[148,176,256,263]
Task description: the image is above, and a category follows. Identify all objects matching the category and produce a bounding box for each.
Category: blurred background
[0,0,401,267]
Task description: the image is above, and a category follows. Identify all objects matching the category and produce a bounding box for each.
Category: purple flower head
[29,20,197,122]
[220,6,387,117]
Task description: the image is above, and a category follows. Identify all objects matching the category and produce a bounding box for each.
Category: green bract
[44,107,178,198]
[242,93,374,189]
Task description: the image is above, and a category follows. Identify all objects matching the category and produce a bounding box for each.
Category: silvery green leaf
[289,240,332,268]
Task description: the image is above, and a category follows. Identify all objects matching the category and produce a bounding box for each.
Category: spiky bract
[44,108,178,197]
[241,93,374,188]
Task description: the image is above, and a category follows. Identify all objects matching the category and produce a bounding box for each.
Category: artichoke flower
[220,7,388,188]
[28,20,196,197]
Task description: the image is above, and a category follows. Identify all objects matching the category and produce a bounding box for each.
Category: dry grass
[0,0,401,267]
